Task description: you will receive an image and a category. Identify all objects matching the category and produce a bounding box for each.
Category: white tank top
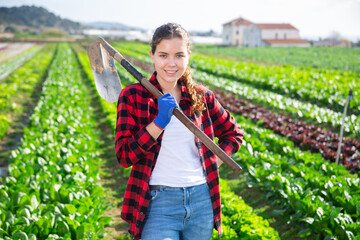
[149,114,206,187]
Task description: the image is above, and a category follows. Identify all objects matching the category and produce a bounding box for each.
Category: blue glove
[153,93,178,130]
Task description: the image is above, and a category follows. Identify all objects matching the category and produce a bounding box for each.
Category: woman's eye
[177,54,184,58]
[160,54,166,58]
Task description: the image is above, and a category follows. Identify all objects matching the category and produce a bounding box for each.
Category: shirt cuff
[134,126,158,152]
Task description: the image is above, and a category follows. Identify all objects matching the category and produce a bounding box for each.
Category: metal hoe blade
[87,42,122,103]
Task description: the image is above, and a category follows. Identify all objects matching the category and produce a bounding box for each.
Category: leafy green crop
[0,44,55,140]
[232,114,360,239]
[190,53,360,115]
[211,179,280,240]
[0,43,110,239]
[193,45,360,74]
[0,45,42,80]
[193,69,359,135]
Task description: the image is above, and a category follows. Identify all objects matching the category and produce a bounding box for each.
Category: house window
[284,33,287,39]
[236,30,239,35]
[275,33,278,39]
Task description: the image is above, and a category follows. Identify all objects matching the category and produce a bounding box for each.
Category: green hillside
[0,5,82,32]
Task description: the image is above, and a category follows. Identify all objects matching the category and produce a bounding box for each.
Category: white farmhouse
[222,17,252,46]
[222,17,310,47]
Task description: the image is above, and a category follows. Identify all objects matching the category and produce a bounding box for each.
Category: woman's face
[150,37,191,86]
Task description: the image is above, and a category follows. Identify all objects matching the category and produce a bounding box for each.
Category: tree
[4,25,16,33]
[355,40,360,47]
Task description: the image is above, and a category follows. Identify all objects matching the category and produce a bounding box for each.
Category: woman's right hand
[153,93,178,130]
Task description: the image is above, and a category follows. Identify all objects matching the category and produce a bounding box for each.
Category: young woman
[115,23,244,240]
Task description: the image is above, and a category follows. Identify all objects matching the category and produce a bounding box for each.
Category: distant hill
[83,21,146,32]
[0,6,82,32]
[0,6,145,34]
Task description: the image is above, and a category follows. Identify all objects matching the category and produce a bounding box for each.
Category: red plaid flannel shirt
[115,73,243,239]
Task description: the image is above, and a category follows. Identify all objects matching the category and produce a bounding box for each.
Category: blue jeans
[141,183,214,240]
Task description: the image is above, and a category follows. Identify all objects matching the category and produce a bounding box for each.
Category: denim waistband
[149,183,206,191]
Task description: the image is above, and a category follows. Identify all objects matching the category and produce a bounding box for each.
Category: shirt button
[140,212,143,215]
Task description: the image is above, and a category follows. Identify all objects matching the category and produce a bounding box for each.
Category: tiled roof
[264,39,309,44]
[255,24,298,30]
[223,17,253,26]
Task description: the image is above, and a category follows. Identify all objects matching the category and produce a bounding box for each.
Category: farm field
[193,44,360,74]
[0,40,359,240]
[0,42,36,64]
[115,42,360,137]
[111,41,360,239]
[0,43,43,80]
[114,42,360,169]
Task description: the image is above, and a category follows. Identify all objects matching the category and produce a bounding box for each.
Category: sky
[1,0,360,41]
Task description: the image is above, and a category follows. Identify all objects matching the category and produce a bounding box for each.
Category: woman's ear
[149,50,154,61]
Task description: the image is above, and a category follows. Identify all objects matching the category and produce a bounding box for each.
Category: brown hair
[150,23,206,116]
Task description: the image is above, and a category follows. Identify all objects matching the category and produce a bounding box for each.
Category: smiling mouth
[165,70,178,74]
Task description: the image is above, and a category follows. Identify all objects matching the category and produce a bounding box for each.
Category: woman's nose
[167,57,176,66]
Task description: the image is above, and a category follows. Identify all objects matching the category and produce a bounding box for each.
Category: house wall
[222,20,307,47]
[222,24,247,46]
[243,24,263,47]
[222,25,233,45]
[261,29,299,40]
